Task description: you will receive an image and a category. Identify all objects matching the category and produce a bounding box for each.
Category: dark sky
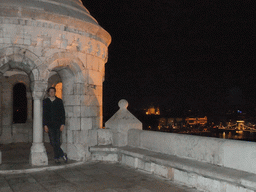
[82,0,254,117]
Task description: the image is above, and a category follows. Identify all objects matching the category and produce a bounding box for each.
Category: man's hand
[60,124,65,132]
[44,125,49,133]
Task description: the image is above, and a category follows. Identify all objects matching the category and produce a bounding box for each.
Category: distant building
[146,106,160,115]
[185,116,207,125]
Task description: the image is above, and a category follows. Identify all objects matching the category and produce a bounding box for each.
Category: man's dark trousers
[48,124,64,159]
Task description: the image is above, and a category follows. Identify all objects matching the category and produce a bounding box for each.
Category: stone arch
[0,47,42,144]
[0,46,42,82]
[0,73,33,143]
[41,52,86,84]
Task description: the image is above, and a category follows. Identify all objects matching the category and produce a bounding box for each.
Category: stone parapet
[89,129,256,191]
[128,129,256,175]
[90,145,256,192]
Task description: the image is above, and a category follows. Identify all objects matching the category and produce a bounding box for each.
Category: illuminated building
[185,116,207,125]
[146,106,160,115]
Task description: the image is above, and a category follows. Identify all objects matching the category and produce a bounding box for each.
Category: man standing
[43,87,67,164]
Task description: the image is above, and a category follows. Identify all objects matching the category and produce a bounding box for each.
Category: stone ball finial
[118,99,128,109]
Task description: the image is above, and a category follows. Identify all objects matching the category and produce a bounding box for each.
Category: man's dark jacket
[43,97,65,129]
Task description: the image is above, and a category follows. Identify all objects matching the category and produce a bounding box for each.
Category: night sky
[82,0,254,119]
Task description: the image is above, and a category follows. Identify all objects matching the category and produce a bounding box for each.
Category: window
[13,83,27,123]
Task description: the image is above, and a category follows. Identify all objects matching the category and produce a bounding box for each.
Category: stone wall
[128,129,256,175]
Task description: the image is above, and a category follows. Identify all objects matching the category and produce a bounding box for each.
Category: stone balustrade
[90,100,256,192]
[128,129,256,175]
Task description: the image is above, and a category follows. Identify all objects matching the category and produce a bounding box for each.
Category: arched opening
[13,83,27,123]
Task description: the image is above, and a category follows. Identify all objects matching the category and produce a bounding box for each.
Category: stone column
[26,92,33,122]
[29,91,48,166]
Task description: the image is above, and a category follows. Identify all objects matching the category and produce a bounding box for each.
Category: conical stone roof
[0,0,111,45]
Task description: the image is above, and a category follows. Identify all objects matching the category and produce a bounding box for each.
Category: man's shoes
[55,158,61,165]
[62,153,68,163]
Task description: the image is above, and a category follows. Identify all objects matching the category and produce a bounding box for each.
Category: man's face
[48,89,56,97]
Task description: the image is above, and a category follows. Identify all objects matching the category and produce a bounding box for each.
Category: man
[43,87,67,164]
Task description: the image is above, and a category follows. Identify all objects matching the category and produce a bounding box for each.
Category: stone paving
[0,162,200,192]
[0,143,200,192]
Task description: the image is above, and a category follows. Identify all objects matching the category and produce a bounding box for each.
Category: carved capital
[31,81,47,99]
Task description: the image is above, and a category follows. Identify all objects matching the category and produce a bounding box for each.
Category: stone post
[105,99,142,147]
[29,87,48,166]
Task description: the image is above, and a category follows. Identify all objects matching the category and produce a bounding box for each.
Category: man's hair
[47,87,56,93]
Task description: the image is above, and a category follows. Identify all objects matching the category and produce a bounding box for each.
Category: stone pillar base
[29,143,48,166]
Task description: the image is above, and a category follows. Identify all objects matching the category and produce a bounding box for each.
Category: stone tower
[0,0,111,165]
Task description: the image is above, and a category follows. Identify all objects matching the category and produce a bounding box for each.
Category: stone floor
[0,143,200,192]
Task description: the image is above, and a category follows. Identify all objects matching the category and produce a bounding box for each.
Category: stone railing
[90,100,256,192]
[128,129,256,175]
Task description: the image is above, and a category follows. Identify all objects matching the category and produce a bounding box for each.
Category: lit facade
[146,106,160,115]
[185,116,207,125]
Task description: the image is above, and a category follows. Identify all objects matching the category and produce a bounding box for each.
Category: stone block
[121,155,137,168]
[88,129,98,147]
[0,126,13,143]
[173,169,188,184]
[67,143,88,161]
[66,130,73,143]
[29,152,48,166]
[82,95,100,106]
[77,52,87,68]
[224,183,253,192]
[65,106,73,117]
[97,128,112,145]
[173,169,199,189]
[152,163,169,178]
[73,83,83,95]
[222,140,256,174]
[98,59,105,72]
[73,106,81,117]
[67,117,81,130]
[81,106,99,117]
[128,129,141,148]
[87,70,102,86]
[196,176,221,192]
[63,95,81,105]
[92,116,101,129]
[86,54,98,70]
[92,153,118,162]
[80,95,91,105]
[81,117,93,130]
[87,85,102,97]
[112,132,127,147]
[73,130,88,144]
[24,38,31,45]
[137,159,152,173]
[29,143,48,166]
